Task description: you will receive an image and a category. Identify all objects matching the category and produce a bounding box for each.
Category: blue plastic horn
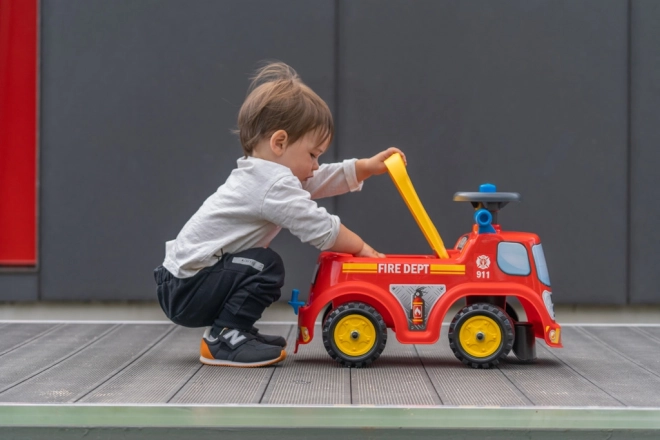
[288,289,306,315]
[475,208,496,234]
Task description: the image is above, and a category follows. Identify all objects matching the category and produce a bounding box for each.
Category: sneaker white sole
[199,350,286,367]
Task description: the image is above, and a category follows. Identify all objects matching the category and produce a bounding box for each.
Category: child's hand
[355,242,386,258]
[356,147,407,181]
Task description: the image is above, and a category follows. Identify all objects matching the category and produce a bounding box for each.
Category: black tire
[448,303,514,369]
[322,302,387,367]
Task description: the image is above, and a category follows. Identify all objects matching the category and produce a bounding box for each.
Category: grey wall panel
[630,1,660,304]
[40,0,334,300]
[336,1,628,304]
[0,273,38,301]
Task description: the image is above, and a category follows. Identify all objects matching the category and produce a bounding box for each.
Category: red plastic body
[0,0,39,265]
[295,225,562,353]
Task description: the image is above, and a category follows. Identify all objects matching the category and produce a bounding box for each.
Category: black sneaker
[200,328,286,367]
[249,326,287,348]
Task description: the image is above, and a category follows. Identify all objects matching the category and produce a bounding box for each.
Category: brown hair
[236,62,334,156]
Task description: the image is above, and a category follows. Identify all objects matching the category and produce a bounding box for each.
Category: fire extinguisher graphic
[411,287,426,325]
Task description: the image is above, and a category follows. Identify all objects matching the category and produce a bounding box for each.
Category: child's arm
[355,147,406,183]
[303,148,406,199]
[328,224,385,258]
[303,160,362,199]
[326,147,405,258]
[261,177,385,258]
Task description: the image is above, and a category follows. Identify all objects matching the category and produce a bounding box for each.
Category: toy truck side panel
[296,279,561,348]
[432,282,561,347]
[295,281,401,350]
[296,229,561,350]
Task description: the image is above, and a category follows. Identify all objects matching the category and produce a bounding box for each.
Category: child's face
[281,131,330,182]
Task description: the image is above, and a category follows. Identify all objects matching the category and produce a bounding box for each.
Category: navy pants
[154,247,285,331]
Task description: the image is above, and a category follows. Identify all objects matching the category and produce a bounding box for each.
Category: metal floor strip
[2,404,660,431]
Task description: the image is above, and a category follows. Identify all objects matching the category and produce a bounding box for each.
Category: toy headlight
[542,290,555,321]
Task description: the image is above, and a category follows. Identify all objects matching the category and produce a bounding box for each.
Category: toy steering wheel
[453,184,520,224]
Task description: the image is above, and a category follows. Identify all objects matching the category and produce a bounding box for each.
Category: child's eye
[310,154,317,159]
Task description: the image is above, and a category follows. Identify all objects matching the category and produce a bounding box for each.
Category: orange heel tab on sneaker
[200,339,213,360]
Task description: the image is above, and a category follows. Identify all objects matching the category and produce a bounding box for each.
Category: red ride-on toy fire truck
[289,153,561,368]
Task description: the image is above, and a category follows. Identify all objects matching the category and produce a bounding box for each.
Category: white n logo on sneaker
[222,329,246,345]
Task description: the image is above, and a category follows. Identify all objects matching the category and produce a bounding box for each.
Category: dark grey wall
[0,273,38,301]
[630,0,660,304]
[0,0,657,306]
[335,0,628,305]
[36,0,335,300]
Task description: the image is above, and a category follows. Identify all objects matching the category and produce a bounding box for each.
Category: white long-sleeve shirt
[163,156,363,278]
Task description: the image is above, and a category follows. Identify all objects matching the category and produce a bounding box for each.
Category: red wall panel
[0,0,38,265]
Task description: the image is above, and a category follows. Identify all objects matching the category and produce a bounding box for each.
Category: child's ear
[269,130,288,156]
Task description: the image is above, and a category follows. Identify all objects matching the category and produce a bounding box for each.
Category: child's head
[236,62,334,160]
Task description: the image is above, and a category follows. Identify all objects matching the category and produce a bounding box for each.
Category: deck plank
[0,323,658,408]
[262,324,351,405]
[544,327,660,407]
[0,324,116,394]
[171,324,291,404]
[0,324,173,403]
[80,327,202,404]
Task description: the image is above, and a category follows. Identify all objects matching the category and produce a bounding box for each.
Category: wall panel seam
[625,0,632,304]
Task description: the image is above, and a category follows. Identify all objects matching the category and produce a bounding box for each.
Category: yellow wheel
[448,303,514,369]
[333,314,377,356]
[322,302,387,367]
[458,315,503,358]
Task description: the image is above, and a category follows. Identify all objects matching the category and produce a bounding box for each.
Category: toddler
[154,62,405,367]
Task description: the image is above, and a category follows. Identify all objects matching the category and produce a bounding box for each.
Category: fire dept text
[378,263,429,274]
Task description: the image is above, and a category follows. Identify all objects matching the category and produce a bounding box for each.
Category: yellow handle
[384,153,449,259]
